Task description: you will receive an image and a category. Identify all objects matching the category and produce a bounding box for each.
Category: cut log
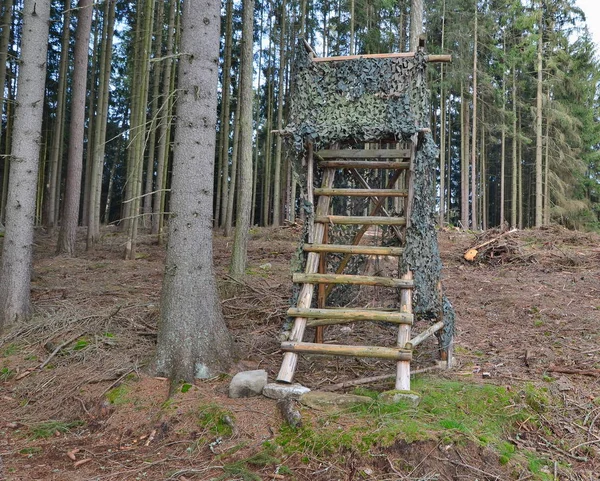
[315,188,408,197]
[293,273,414,288]
[315,149,410,159]
[318,160,410,170]
[303,244,404,256]
[315,215,406,225]
[288,307,413,324]
[281,342,412,361]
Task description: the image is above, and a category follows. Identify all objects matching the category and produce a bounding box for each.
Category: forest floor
[0,224,599,481]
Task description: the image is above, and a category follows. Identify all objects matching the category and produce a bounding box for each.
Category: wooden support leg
[315,223,328,344]
[396,271,412,391]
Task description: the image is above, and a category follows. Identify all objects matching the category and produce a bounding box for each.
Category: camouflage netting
[286,44,429,149]
[285,41,455,350]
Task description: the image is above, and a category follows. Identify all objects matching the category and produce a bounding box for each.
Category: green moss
[198,403,235,437]
[105,384,131,405]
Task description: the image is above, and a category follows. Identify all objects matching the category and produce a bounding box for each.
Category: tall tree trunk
[438,0,446,226]
[155,0,234,382]
[0,80,13,223]
[480,106,487,230]
[224,95,240,237]
[0,0,12,224]
[46,2,70,232]
[230,0,254,275]
[535,6,544,227]
[152,0,176,236]
[82,10,100,228]
[470,5,478,230]
[460,81,468,229]
[57,0,94,256]
[217,0,233,228]
[143,0,166,229]
[349,0,354,55]
[125,0,155,259]
[0,0,51,327]
[500,34,506,227]
[511,67,517,228]
[543,114,551,225]
[87,0,116,249]
[272,0,286,227]
[409,0,422,51]
[262,38,274,226]
[518,109,523,229]
[103,160,117,224]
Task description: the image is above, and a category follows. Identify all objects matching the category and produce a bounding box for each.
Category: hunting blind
[276,41,454,392]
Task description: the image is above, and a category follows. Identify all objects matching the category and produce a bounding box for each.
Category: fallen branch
[548,365,600,377]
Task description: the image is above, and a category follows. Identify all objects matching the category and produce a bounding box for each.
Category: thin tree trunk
[535,6,544,227]
[224,96,240,237]
[511,67,517,228]
[125,0,155,259]
[272,0,286,227]
[57,0,94,256]
[82,9,100,228]
[438,0,446,226]
[470,5,478,230]
[152,0,176,236]
[460,82,468,229]
[217,0,234,228]
[230,0,255,275]
[143,0,166,229]
[1,80,13,223]
[46,3,70,231]
[349,0,354,55]
[103,160,117,224]
[518,109,523,229]
[87,0,116,249]
[543,114,551,225]
[0,0,51,327]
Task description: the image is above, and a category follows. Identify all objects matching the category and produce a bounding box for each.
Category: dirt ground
[0,224,598,480]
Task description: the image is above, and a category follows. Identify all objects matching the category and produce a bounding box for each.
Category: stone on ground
[262,382,310,400]
[378,390,420,407]
[299,391,372,411]
[229,370,268,398]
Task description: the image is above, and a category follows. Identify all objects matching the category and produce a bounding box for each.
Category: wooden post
[396,271,413,391]
[315,222,328,343]
[277,167,335,383]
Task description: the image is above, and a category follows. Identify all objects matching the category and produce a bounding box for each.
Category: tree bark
[230,0,254,275]
[155,0,235,381]
[535,6,544,227]
[0,0,51,327]
[57,0,94,256]
[511,67,517,228]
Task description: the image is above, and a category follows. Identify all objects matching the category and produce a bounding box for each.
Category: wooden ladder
[277,143,419,390]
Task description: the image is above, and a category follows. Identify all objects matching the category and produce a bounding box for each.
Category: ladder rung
[293,273,414,288]
[315,149,411,159]
[303,244,404,256]
[315,188,408,197]
[288,307,413,325]
[281,341,413,361]
[319,161,410,170]
[315,215,406,226]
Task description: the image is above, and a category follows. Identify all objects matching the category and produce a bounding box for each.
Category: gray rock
[378,390,420,407]
[299,391,372,411]
[229,370,268,398]
[262,382,310,400]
